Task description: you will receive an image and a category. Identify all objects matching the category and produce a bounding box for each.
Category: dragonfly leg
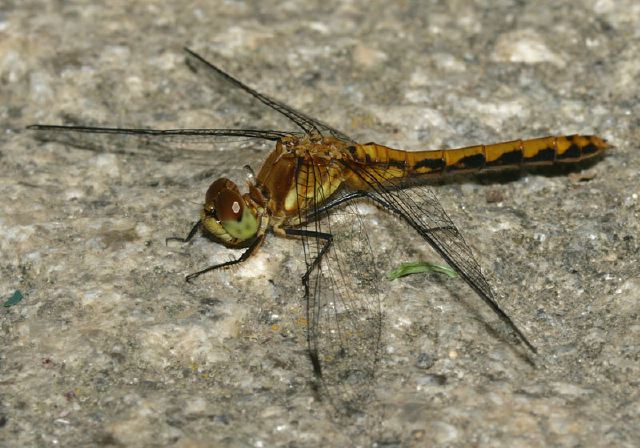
[284,227,334,377]
[166,220,202,245]
[184,233,266,282]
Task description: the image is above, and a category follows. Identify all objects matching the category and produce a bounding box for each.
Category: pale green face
[201,178,259,246]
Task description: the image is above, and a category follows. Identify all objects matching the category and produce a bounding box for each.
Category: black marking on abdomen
[581,142,599,156]
[557,143,582,160]
[415,157,445,172]
[387,159,407,169]
[446,153,486,172]
[485,150,523,168]
[524,147,555,163]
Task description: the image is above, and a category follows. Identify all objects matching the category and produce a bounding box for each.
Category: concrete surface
[1,1,639,446]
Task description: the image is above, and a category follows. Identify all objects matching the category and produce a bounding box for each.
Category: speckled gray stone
[1,1,639,446]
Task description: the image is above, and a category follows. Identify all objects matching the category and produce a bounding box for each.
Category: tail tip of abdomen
[591,134,610,154]
[571,134,610,158]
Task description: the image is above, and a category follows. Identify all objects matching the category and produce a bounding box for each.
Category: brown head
[201,178,260,246]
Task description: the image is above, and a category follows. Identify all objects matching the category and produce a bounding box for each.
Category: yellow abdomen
[346,134,608,187]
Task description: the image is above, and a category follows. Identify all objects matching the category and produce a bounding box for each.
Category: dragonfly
[29,48,608,408]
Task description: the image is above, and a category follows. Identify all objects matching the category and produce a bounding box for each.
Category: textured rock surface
[1,1,638,446]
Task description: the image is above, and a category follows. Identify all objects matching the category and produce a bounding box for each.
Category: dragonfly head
[201,178,259,246]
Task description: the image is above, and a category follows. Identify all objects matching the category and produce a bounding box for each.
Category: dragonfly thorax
[280,134,352,159]
[201,177,260,246]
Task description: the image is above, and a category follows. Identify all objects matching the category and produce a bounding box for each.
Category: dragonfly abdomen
[352,134,607,182]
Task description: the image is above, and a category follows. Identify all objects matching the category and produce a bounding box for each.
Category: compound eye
[215,189,244,222]
[202,177,258,241]
[205,178,240,207]
[204,178,241,218]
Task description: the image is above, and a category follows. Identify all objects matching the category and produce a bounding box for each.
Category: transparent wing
[28,121,301,162]
[286,157,383,414]
[344,161,536,353]
[184,48,356,143]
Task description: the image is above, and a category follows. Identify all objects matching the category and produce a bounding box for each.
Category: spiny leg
[184,232,266,282]
[166,220,202,245]
[284,227,334,377]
